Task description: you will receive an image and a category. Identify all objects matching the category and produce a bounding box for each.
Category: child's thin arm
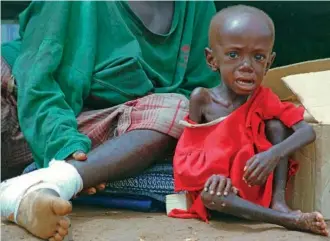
[189,87,208,124]
[243,120,315,185]
[270,120,316,158]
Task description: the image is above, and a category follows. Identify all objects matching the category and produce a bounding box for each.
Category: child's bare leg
[1,130,175,240]
[265,119,299,213]
[201,191,329,236]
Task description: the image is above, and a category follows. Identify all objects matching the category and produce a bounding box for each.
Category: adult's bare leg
[78,130,175,194]
[69,130,176,188]
[7,130,176,240]
[201,191,329,236]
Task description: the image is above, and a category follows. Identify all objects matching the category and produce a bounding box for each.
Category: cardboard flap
[282,70,330,124]
[263,58,330,100]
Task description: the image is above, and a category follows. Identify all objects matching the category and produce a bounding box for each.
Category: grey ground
[1,205,329,241]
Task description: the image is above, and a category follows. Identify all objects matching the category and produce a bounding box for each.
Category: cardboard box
[165,193,192,215]
[263,58,330,219]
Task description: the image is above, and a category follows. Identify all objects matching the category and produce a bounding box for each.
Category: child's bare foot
[271,201,301,214]
[291,212,329,236]
[14,188,72,240]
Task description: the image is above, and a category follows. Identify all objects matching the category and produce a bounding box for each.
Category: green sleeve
[1,40,21,68]
[179,1,219,97]
[13,2,94,168]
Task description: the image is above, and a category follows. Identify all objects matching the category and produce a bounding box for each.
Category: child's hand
[243,150,280,186]
[204,174,238,196]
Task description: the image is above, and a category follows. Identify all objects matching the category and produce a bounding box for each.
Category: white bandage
[0,160,83,223]
[45,160,84,200]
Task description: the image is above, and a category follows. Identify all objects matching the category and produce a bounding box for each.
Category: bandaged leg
[0,160,83,240]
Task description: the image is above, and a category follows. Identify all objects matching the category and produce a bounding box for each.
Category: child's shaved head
[209,5,275,50]
[205,5,277,96]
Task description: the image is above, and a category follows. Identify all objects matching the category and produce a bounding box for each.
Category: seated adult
[0,1,218,240]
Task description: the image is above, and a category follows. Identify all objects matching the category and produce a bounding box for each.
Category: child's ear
[265,52,276,74]
[205,47,218,72]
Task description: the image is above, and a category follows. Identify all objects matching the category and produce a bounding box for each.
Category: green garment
[2,1,218,168]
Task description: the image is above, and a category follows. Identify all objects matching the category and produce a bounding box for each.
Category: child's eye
[227,51,239,59]
[255,54,266,61]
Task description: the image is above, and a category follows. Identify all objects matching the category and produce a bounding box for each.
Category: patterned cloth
[1,56,189,181]
[1,58,32,180]
[24,161,176,202]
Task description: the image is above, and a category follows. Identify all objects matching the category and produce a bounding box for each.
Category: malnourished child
[169,5,328,236]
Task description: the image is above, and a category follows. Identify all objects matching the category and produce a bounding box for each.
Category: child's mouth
[235,78,255,87]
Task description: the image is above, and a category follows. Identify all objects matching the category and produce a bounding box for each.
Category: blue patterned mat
[23,161,175,204]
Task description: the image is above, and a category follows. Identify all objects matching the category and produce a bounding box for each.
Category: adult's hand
[72,151,87,161]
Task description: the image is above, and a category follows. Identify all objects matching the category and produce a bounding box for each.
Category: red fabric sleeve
[261,88,305,128]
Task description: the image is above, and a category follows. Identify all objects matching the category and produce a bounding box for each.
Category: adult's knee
[265,119,292,144]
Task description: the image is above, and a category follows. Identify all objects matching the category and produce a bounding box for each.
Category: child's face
[206,19,275,96]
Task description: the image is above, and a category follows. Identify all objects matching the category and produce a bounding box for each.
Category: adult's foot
[13,189,72,240]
